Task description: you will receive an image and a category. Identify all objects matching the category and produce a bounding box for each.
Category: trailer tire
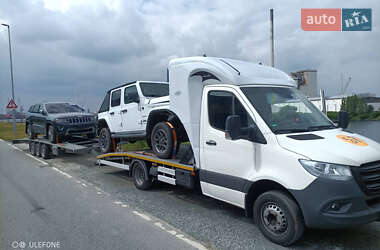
[99,128,112,153]
[32,142,38,156]
[35,143,42,157]
[29,142,35,154]
[151,122,174,159]
[254,190,304,246]
[132,160,152,190]
[41,144,51,159]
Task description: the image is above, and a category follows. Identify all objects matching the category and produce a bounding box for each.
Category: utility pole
[270,9,275,67]
[2,23,16,134]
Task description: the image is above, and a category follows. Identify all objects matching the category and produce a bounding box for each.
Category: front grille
[353,160,380,196]
[68,117,92,124]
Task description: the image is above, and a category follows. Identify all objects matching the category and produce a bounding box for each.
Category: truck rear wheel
[99,128,112,153]
[253,190,304,246]
[35,143,42,157]
[132,160,152,190]
[151,122,174,159]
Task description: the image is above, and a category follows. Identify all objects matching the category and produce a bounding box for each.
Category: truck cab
[148,57,380,245]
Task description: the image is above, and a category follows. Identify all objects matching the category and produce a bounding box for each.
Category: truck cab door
[200,87,256,208]
[121,84,143,133]
[109,89,123,133]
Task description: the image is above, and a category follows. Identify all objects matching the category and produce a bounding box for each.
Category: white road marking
[0,139,4,142]
[133,211,152,221]
[12,145,23,152]
[51,167,73,179]
[81,183,87,187]
[175,234,208,250]
[26,153,49,165]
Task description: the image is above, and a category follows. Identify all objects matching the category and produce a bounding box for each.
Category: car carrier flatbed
[12,136,99,159]
[96,146,195,189]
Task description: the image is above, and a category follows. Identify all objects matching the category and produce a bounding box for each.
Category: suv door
[32,104,44,134]
[121,84,143,133]
[200,87,257,208]
[109,89,123,133]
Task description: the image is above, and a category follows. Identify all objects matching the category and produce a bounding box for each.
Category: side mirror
[338,111,350,129]
[225,115,241,140]
[41,110,47,116]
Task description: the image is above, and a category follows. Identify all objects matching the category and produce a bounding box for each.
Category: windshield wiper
[307,125,336,131]
[273,128,310,134]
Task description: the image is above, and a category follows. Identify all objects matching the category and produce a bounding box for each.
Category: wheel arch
[245,179,304,220]
[97,118,109,135]
[146,109,189,146]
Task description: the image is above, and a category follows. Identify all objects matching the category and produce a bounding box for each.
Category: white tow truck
[97,56,380,246]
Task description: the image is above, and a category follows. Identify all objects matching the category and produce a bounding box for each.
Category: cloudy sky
[0,0,379,112]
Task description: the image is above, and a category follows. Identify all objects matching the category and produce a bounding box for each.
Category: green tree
[341,95,368,116]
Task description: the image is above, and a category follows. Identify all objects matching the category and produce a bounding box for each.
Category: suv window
[208,91,253,131]
[32,105,40,113]
[28,105,34,112]
[139,82,169,97]
[111,90,121,107]
[124,85,139,104]
[99,92,110,113]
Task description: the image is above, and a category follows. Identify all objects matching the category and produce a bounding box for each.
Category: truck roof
[169,56,295,86]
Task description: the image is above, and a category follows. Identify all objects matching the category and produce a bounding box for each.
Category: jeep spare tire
[99,127,113,153]
[151,122,174,159]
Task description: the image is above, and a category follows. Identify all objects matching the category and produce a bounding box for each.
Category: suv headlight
[299,159,352,180]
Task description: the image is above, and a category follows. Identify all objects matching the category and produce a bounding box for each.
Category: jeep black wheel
[48,126,57,143]
[99,128,112,153]
[254,190,305,246]
[151,122,174,159]
[27,124,36,139]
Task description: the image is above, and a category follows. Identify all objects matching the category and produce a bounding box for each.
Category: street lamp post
[2,23,16,134]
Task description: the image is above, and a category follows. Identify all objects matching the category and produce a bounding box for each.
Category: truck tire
[99,127,112,153]
[41,144,51,159]
[132,160,152,190]
[27,124,36,139]
[48,126,57,143]
[253,190,304,246]
[151,122,174,159]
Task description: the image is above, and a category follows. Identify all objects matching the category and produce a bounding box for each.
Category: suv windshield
[241,86,335,134]
[140,82,169,97]
[45,103,85,114]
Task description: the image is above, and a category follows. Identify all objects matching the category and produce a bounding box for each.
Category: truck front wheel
[253,190,305,246]
[151,122,174,159]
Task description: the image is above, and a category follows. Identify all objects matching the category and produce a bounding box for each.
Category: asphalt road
[0,140,203,250]
[1,139,380,250]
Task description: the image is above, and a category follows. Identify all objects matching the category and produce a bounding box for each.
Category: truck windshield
[140,82,169,97]
[46,103,85,114]
[241,86,335,134]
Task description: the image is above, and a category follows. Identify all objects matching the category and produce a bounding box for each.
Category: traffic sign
[6,99,18,109]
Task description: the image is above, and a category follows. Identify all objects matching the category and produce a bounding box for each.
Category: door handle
[110,112,115,115]
[206,140,217,146]
[121,109,128,113]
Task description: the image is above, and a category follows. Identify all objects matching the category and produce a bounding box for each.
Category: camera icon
[11,241,26,249]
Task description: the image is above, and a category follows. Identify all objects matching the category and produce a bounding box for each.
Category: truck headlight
[299,159,352,180]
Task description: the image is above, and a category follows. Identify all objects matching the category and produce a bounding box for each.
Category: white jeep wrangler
[97,81,188,158]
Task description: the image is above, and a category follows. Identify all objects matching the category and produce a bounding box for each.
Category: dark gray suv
[26,102,97,143]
